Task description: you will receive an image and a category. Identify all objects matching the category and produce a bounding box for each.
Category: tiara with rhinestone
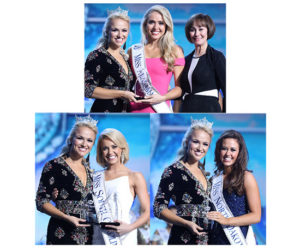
[75,115,98,126]
[107,7,128,17]
[191,117,213,130]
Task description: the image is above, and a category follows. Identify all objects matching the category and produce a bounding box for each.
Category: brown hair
[185,13,216,43]
[214,130,249,195]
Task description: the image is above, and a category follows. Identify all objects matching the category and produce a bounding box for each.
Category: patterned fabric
[153,161,213,245]
[36,156,94,245]
[84,47,134,113]
[209,189,249,245]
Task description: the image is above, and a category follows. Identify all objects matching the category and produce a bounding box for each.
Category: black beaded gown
[36,156,94,245]
[84,47,134,112]
[153,161,213,245]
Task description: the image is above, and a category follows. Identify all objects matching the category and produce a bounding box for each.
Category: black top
[153,161,213,245]
[84,47,134,112]
[36,156,94,244]
[180,45,226,111]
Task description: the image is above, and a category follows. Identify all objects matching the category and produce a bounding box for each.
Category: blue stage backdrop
[35,113,150,245]
[150,114,266,245]
[84,3,226,112]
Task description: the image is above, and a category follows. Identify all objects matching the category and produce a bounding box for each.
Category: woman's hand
[122,90,142,103]
[139,94,166,105]
[66,215,91,227]
[104,220,133,236]
[207,211,229,225]
[184,220,207,236]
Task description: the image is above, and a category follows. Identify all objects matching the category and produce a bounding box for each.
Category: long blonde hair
[141,5,177,72]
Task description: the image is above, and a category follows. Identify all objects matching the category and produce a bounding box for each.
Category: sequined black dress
[84,47,134,112]
[153,161,212,245]
[36,156,94,245]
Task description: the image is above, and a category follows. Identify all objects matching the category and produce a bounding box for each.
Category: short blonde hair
[96,128,129,167]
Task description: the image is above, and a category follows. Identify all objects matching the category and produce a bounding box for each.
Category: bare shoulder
[174,44,184,58]
[129,171,146,185]
[244,171,258,188]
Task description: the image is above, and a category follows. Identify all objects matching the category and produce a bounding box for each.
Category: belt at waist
[176,204,207,218]
[183,89,218,100]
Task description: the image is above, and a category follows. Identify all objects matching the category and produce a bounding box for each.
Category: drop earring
[121,151,125,164]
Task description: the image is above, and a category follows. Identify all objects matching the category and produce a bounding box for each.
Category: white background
[1,0,299,249]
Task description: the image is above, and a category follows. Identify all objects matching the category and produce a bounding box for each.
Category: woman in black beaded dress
[36,116,98,244]
[84,7,140,112]
[176,14,226,113]
[153,117,214,245]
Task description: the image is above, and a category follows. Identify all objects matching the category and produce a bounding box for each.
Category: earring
[121,151,125,164]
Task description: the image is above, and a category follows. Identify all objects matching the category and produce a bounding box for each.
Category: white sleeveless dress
[93,176,137,245]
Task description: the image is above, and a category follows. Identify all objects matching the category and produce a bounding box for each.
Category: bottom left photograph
[35,113,150,245]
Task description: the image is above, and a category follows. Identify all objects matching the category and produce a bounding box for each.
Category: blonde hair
[177,124,213,161]
[60,121,98,155]
[141,5,177,72]
[97,10,130,49]
[96,128,129,167]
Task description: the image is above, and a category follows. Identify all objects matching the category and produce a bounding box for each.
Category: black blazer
[180,45,226,109]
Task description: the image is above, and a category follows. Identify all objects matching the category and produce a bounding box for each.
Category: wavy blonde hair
[97,10,130,50]
[141,5,177,72]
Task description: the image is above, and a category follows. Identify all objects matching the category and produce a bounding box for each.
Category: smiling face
[220,138,240,168]
[187,129,211,163]
[145,11,166,42]
[70,126,96,158]
[108,18,129,49]
[101,137,123,166]
[189,20,208,47]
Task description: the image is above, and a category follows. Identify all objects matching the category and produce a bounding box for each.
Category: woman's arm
[41,202,90,227]
[207,172,261,226]
[159,208,204,236]
[85,49,140,102]
[90,87,139,102]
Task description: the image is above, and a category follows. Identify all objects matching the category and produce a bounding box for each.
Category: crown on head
[107,7,128,17]
[191,117,213,130]
[75,115,98,127]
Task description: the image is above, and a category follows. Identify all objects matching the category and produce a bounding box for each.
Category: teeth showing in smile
[79,148,87,152]
[108,155,117,160]
[152,31,160,35]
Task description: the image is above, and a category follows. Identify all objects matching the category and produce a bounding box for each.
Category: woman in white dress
[93,128,150,245]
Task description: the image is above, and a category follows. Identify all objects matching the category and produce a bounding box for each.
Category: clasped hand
[104,220,133,236]
[138,93,166,105]
[206,211,229,225]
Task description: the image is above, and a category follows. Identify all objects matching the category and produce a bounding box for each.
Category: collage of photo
[35,3,266,246]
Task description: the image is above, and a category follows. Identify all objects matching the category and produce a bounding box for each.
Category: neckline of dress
[178,161,209,193]
[105,175,129,182]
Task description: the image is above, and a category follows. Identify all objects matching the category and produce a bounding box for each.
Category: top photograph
[84,3,226,113]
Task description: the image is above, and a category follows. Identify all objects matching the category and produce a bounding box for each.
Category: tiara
[75,115,98,126]
[191,117,213,130]
[107,7,128,17]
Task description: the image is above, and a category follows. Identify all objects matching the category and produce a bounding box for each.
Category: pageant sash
[92,171,121,245]
[131,44,172,113]
[211,174,248,245]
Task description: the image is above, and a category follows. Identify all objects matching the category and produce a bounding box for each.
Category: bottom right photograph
[150,113,266,245]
